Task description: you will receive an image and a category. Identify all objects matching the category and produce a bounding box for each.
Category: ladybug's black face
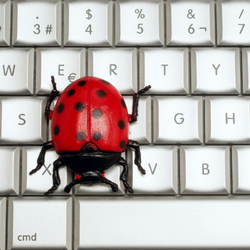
[59,151,121,173]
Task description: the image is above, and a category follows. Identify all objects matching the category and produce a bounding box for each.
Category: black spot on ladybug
[121,99,126,108]
[76,131,86,141]
[75,102,85,112]
[92,109,102,119]
[101,79,110,85]
[78,80,86,86]
[54,126,59,136]
[93,132,102,141]
[57,103,64,113]
[118,120,125,129]
[96,90,106,98]
[67,89,75,96]
[120,140,126,149]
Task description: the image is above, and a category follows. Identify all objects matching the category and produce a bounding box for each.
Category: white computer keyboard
[1,0,250,249]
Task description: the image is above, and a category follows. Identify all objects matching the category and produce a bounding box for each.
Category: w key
[0,97,47,144]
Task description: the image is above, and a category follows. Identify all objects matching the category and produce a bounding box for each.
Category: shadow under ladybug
[29,76,151,195]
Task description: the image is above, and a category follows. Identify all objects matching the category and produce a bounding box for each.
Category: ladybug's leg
[127,140,146,175]
[64,179,80,193]
[117,157,134,194]
[101,177,118,192]
[44,158,64,195]
[129,85,151,123]
[45,76,60,119]
[29,141,53,175]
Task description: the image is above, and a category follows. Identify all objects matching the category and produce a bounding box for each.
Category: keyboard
[1,0,250,249]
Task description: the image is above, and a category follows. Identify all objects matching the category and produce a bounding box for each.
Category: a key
[75,152,126,195]
[12,0,62,46]
[74,197,250,248]
[88,48,137,94]
[0,198,6,250]
[139,48,189,94]
[153,96,203,144]
[0,147,19,195]
[167,0,215,45]
[191,48,240,94]
[0,97,47,144]
[36,48,86,94]
[232,146,250,194]
[217,1,250,45]
[180,146,230,194]
[0,0,10,46]
[8,197,72,249]
[242,48,250,94]
[115,0,164,46]
[128,145,178,194]
[64,0,112,46]
[205,97,250,144]
[0,48,34,94]
[124,96,151,143]
[22,147,72,195]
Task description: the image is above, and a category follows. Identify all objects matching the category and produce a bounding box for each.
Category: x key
[42,164,51,175]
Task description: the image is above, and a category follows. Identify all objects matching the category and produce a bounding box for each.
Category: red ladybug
[30,76,151,194]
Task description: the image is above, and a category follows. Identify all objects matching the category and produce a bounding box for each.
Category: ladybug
[30,76,151,195]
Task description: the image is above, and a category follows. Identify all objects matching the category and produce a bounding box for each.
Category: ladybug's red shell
[50,77,129,154]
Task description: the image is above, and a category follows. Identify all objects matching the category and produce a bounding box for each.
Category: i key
[12,0,62,46]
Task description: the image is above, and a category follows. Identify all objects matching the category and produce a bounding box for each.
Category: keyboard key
[124,96,151,143]
[8,197,72,249]
[0,147,19,195]
[64,0,112,46]
[75,197,250,248]
[180,146,230,194]
[242,48,250,94]
[0,48,34,94]
[217,1,250,45]
[88,48,137,94]
[129,145,178,194]
[0,198,6,250]
[12,0,62,46]
[0,97,47,144]
[153,96,203,144]
[191,47,240,94]
[232,146,250,194]
[115,0,164,46]
[22,147,72,195]
[75,152,126,195]
[205,97,250,144]
[167,0,215,45]
[36,48,86,94]
[0,0,10,46]
[139,48,189,94]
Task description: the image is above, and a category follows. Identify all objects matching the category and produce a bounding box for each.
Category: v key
[148,163,157,175]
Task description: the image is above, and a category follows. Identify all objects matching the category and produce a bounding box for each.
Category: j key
[123,96,151,143]
[128,145,178,194]
[232,146,250,194]
[167,0,215,45]
[180,146,230,194]
[8,197,72,249]
[0,198,6,250]
[0,97,47,144]
[0,48,34,94]
[75,152,126,195]
[205,97,250,144]
[115,0,164,46]
[191,48,240,94]
[88,48,137,94]
[12,0,62,46]
[64,0,112,46]
[36,48,86,94]
[0,0,10,46]
[217,1,250,45]
[75,197,250,249]
[22,147,72,195]
[0,147,19,195]
[153,96,203,144]
[139,48,189,94]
